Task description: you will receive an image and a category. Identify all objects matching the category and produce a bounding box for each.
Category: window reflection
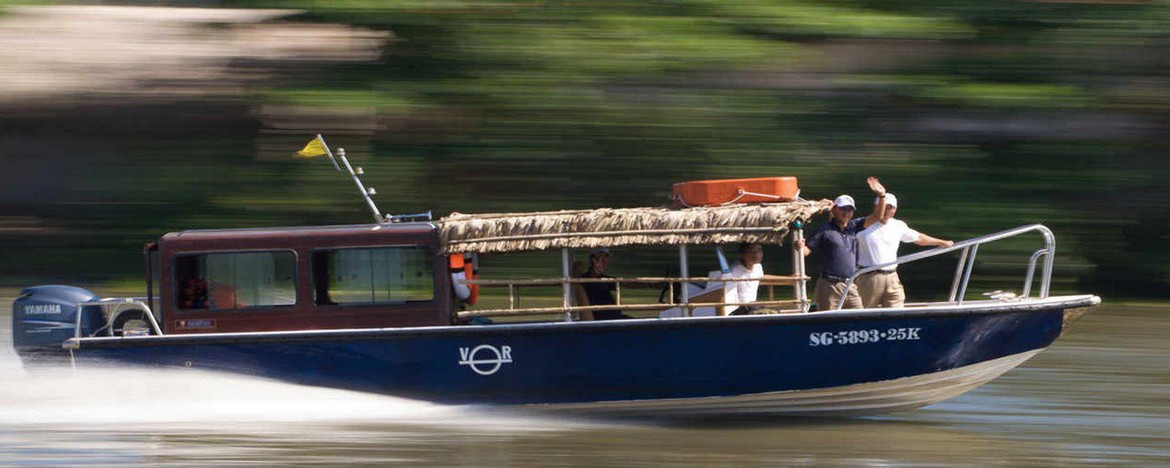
[312,247,434,305]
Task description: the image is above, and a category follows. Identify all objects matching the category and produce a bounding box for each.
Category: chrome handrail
[835,224,1056,310]
[75,298,164,337]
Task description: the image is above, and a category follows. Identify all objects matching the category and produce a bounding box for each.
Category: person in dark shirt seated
[579,247,632,320]
[181,277,208,309]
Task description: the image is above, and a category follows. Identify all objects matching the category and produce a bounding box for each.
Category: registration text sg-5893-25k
[809,328,922,347]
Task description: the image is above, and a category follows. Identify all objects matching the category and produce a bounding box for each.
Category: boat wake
[0,364,573,431]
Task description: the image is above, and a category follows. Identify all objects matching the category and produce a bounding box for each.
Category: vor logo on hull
[458,344,513,376]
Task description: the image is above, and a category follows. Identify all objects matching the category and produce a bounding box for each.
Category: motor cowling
[11,285,102,357]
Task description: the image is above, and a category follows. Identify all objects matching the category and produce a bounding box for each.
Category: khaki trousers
[814,277,862,311]
[856,271,906,308]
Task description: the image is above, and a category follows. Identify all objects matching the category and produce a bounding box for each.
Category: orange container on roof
[672,177,799,207]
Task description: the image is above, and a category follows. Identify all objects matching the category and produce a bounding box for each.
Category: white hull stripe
[527,349,1044,417]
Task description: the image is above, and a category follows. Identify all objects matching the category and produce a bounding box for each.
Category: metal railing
[457,275,809,319]
[75,298,164,337]
[458,229,813,321]
[835,224,1056,310]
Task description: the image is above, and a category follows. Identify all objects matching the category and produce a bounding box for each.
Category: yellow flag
[296,138,327,158]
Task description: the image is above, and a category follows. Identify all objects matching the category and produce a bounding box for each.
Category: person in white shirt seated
[856,182,954,308]
[725,243,785,315]
[657,243,777,318]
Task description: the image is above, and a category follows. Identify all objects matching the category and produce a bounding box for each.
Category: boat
[10,136,1100,417]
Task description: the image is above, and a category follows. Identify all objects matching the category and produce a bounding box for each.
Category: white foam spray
[0,358,587,433]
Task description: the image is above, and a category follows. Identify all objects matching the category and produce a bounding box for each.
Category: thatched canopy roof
[437,199,831,254]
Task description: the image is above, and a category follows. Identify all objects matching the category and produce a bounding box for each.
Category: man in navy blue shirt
[795,177,889,310]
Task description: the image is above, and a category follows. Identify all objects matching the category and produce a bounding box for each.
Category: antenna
[333,147,386,224]
[305,135,433,224]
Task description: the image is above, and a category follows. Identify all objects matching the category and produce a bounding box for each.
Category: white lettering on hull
[458,344,513,375]
[809,328,922,346]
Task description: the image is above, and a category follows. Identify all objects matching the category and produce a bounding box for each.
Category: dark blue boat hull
[50,297,1096,413]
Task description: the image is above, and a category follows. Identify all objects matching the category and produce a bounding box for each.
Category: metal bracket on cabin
[388,211,433,223]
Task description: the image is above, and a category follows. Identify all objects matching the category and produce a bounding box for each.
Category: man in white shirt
[857,183,953,308]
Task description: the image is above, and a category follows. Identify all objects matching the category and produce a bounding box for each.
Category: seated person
[579,248,630,320]
[724,243,790,315]
[180,277,208,309]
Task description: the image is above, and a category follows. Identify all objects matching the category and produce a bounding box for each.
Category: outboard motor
[12,285,102,364]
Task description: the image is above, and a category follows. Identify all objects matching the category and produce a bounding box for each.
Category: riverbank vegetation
[0,0,1165,298]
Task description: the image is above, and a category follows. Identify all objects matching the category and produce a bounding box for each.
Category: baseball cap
[833,195,855,209]
[878,193,898,208]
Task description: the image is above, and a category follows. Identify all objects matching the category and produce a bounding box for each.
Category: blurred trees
[0,1,1166,297]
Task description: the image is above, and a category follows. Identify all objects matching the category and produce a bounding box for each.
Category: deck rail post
[1038,226,1056,298]
[956,244,979,305]
[948,246,970,303]
[1022,249,1047,298]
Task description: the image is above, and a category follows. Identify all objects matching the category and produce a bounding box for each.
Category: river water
[1,301,1167,466]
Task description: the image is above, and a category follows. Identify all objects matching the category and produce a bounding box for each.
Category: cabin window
[312,246,434,306]
[174,251,297,310]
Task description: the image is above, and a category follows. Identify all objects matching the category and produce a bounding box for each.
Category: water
[2,302,1167,466]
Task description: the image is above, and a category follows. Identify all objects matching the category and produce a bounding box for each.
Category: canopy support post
[562,248,573,322]
[791,223,808,312]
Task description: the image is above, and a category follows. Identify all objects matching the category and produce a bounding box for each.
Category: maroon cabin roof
[159,223,439,251]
